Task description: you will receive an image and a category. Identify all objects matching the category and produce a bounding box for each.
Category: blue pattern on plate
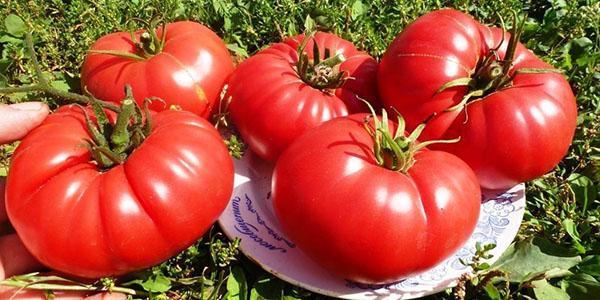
[231,194,296,253]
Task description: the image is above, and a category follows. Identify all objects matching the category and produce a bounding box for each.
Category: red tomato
[6,105,233,278]
[378,9,577,189]
[227,31,379,162]
[272,114,480,283]
[82,21,234,118]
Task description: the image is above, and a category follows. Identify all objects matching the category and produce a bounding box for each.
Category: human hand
[0,102,49,145]
[0,102,50,280]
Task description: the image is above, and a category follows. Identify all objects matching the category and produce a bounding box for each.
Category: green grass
[1,0,598,299]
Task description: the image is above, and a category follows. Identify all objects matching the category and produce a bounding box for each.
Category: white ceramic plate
[218,152,525,299]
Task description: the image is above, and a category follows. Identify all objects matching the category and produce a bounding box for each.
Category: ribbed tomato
[82,21,234,118]
[378,9,577,189]
[6,104,233,278]
[273,114,480,283]
[227,31,379,162]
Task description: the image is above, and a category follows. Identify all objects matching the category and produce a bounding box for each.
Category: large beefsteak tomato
[272,113,480,283]
[6,102,233,278]
[378,9,577,189]
[227,31,379,162]
[82,21,234,118]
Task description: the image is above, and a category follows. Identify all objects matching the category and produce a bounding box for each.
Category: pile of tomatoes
[5,9,576,284]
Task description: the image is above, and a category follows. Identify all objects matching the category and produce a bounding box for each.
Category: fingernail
[9,102,46,111]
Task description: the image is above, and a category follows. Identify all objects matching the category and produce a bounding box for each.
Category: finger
[0,234,43,280]
[0,287,84,300]
[0,287,127,300]
[0,102,49,144]
[85,292,128,300]
[0,286,56,300]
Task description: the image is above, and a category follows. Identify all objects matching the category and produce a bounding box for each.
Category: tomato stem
[501,11,525,77]
[127,15,167,58]
[0,33,120,111]
[110,99,134,155]
[81,85,155,169]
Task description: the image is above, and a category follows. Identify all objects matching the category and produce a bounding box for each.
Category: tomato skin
[6,106,234,278]
[378,9,577,189]
[82,21,234,118]
[272,115,480,283]
[227,32,379,162]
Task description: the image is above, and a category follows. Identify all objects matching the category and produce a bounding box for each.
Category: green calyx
[295,32,347,90]
[88,16,167,61]
[361,101,459,173]
[438,11,562,113]
[80,85,154,170]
